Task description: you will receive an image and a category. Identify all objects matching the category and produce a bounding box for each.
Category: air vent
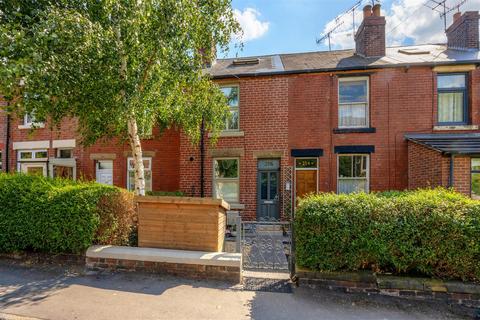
[398,48,431,55]
[232,58,260,65]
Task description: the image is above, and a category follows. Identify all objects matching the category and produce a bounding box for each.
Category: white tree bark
[116,22,146,196]
[128,116,146,196]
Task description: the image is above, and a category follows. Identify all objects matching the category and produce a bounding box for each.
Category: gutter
[210,61,480,80]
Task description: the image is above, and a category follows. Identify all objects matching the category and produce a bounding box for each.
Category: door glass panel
[269,172,278,200]
[27,166,44,176]
[53,166,73,179]
[260,172,268,200]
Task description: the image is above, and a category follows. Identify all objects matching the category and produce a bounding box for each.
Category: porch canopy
[405,133,480,155]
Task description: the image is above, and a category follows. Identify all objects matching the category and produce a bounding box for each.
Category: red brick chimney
[446,11,479,50]
[355,4,386,58]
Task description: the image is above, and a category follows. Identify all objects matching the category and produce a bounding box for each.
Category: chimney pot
[363,5,372,19]
[372,4,381,17]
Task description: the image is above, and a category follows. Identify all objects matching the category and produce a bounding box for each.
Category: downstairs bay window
[337,154,369,194]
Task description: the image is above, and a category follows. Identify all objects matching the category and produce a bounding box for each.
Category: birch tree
[0,0,240,195]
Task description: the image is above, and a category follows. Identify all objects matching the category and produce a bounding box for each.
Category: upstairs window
[22,112,44,128]
[338,77,369,128]
[220,86,239,131]
[437,73,468,125]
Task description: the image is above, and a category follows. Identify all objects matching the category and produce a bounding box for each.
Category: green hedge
[0,173,135,254]
[295,188,480,281]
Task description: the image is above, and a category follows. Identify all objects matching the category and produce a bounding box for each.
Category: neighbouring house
[1,4,480,221]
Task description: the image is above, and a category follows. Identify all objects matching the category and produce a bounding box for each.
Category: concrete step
[241,270,293,293]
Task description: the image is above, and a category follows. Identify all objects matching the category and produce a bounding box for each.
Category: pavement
[0,260,473,320]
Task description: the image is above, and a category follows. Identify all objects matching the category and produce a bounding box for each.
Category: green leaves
[295,188,480,282]
[0,173,135,254]
[0,0,240,144]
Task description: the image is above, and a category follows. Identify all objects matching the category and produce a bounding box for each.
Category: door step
[241,270,293,293]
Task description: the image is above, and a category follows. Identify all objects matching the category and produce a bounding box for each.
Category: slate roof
[405,133,480,155]
[208,44,480,78]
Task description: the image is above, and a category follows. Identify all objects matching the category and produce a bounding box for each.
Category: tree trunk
[128,116,146,196]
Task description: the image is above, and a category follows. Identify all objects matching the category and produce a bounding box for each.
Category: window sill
[208,130,245,138]
[433,125,478,131]
[333,127,376,134]
[18,123,45,129]
[229,203,245,210]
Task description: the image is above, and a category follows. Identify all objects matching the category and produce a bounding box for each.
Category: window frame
[18,149,48,162]
[213,157,240,203]
[338,76,370,129]
[126,157,153,192]
[220,85,240,132]
[471,158,480,199]
[437,73,469,126]
[21,113,45,128]
[336,153,370,194]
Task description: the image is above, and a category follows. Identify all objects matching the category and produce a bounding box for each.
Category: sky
[225,0,480,58]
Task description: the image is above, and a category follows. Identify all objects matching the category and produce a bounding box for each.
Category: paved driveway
[0,261,470,320]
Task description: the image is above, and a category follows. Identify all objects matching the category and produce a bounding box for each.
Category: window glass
[214,159,238,178]
[127,157,152,192]
[472,159,480,171]
[338,154,369,194]
[295,158,317,169]
[338,78,369,128]
[339,80,367,103]
[98,160,113,170]
[58,149,73,159]
[20,152,33,160]
[438,74,466,89]
[213,158,239,203]
[221,86,239,131]
[437,74,467,124]
[35,151,48,159]
[471,159,480,200]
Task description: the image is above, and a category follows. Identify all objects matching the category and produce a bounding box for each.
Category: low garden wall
[86,245,241,282]
[298,269,480,309]
[136,196,229,252]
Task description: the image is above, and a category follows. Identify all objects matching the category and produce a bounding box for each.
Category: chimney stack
[355,4,386,58]
[446,11,479,50]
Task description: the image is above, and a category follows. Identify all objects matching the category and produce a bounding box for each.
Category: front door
[257,159,280,221]
[96,160,113,185]
[295,158,318,200]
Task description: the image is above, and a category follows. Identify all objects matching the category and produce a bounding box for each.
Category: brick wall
[408,142,472,196]
[8,112,180,192]
[446,11,480,50]
[180,76,289,220]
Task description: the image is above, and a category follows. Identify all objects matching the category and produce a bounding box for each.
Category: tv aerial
[424,0,468,30]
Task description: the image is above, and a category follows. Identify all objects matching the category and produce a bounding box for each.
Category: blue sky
[226,0,480,58]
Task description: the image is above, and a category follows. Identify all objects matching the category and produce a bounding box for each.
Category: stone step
[241,270,293,293]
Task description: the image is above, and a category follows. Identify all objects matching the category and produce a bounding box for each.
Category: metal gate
[240,219,294,278]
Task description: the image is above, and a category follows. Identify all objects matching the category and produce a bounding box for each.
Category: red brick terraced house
[1,5,480,221]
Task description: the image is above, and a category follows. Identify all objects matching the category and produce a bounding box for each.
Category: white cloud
[234,8,270,42]
[320,0,480,49]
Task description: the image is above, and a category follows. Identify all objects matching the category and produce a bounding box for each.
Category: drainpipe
[200,117,205,197]
[449,154,455,188]
[5,114,10,173]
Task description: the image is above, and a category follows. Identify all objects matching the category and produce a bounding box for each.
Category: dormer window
[437,73,468,125]
[220,86,239,131]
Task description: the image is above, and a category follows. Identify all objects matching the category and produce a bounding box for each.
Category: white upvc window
[20,113,45,129]
[18,149,48,161]
[337,154,369,194]
[220,86,239,131]
[127,157,152,192]
[338,77,369,128]
[213,158,239,203]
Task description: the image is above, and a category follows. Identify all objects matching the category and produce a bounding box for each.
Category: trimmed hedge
[0,173,136,254]
[295,188,480,282]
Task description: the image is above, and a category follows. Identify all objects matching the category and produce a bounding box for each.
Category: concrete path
[0,260,470,320]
